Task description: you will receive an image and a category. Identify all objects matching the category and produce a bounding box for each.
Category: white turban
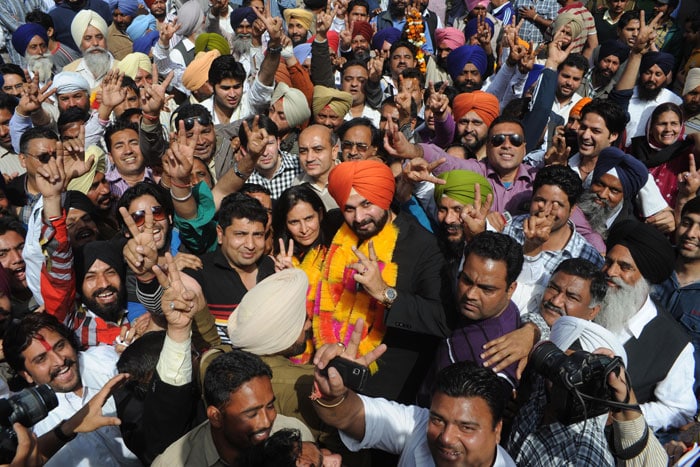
[550,316,627,366]
[227,269,308,356]
[684,68,700,96]
[71,10,108,51]
[271,82,311,129]
[51,71,91,94]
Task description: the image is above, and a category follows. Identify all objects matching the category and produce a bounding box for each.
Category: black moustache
[543,301,564,315]
[50,358,77,379]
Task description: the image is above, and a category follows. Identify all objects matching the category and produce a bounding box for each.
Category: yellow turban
[71,10,108,51]
[283,8,314,31]
[312,86,352,118]
[117,52,152,79]
[67,146,107,194]
[182,50,221,92]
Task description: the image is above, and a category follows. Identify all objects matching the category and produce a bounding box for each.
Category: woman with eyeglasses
[271,184,342,363]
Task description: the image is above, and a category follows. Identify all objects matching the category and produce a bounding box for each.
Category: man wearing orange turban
[316,159,450,401]
[452,91,500,160]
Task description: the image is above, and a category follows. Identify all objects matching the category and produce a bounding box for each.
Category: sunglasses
[130,205,166,227]
[175,114,212,132]
[490,133,524,147]
[341,140,370,152]
[25,151,57,164]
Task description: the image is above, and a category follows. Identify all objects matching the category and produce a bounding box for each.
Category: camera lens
[9,385,58,427]
[531,341,569,380]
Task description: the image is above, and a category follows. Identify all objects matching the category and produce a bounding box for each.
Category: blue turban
[592,147,648,199]
[117,0,139,16]
[12,23,49,56]
[127,13,157,41]
[371,27,401,52]
[464,17,493,41]
[640,51,674,75]
[524,64,544,94]
[230,6,257,31]
[446,45,488,82]
[133,30,159,54]
[598,40,629,64]
[293,43,312,64]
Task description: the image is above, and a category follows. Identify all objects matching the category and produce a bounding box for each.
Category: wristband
[267,45,283,54]
[142,112,159,122]
[170,178,192,189]
[533,13,539,21]
[313,393,347,408]
[53,420,77,443]
[170,187,193,202]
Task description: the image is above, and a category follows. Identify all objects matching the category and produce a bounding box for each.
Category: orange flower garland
[406,7,427,73]
[313,221,399,373]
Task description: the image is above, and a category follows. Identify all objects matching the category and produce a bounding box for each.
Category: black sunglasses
[174,114,212,132]
[490,133,524,147]
[130,205,166,227]
[25,151,57,164]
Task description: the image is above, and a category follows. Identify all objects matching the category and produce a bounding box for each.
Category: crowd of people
[0,0,697,464]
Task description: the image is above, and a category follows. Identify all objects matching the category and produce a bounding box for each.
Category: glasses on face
[341,140,369,152]
[25,151,57,164]
[490,133,524,147]
[130,205,166,227]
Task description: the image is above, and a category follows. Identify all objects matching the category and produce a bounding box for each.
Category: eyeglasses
[177,115,212,131]
[25,151,57,164]
[490,133,524,147]
[341,140,370,152]
[130,205,166,227]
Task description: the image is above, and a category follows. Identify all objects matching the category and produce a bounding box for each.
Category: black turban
[592,147,648,199]
[598,40,629,64]
[640,51,674,75]
[75,240,125,291]
[64,190,95,217]
[606,219,675,284]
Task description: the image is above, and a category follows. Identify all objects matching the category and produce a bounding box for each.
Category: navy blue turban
[446,45,488,82]
[230,7,257,31]
[592,147,648,200]
[12,23,49,56]
[640,51,674,75]
[598,40,629,64]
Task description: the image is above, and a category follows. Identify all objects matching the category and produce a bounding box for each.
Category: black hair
[463,232,524,286]
[532,165,584,206]
[19,126,59,155]
[104,120,140,153]
[342,59,369,76]
[117,108,143,125]
[172,103,214,130]
[57,107,90,138]
[488,116,524,136]
[218,192,269,230]
[25,9,54,33]
[501,97,531,120]
[117,182,173,229]
[617,11,640,30]
[0,216,26,239]
[579,98,628,136]
[238,114,279,149]
[434,361,511,429]
[4,313,82,373]
[203,350,273,407]
[0,64,25,81]
[400,67,426,89]
[389,40,417,57]
[208,55,246,86]
[558,53,589,75]
[0,93,18,113]
[686,11,700,35]
[650,102,683,127]
[116,330,166,395]
[552,258,608,307]
[236,429,303,467]
[240,183,273,198]
[347,0,370,15]
[681,195,700,218]
[336,117,381,149]
[273,184,327,254]
[120,75,139,96]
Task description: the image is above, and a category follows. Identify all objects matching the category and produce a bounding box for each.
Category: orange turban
[452,91,500,126]
[328,160,395,211]
[570,97,592,118]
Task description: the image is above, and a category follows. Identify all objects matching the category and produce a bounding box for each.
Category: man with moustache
[229,7,259,78]
[337,118,381,162]
[108,0,139,61]
[0,94,24,179]
[425,27,464,86]
[3,313,140,465]
[578,40,629,100]
[594,220,696,431]
[682,68,700,135]
[445,45,490,94]
[0,217,36,316]
[63,10,118,90]
[341,60,382,127]
[49,0,112,52]
[283,8,313,47]
[551,54,587,123]
[451,91,500,160]
[11,23,55,84]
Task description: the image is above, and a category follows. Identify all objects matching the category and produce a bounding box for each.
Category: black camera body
[531,341,624,425]
[0,384,58,464]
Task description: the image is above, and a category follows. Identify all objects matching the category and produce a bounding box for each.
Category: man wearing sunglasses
[337,118,380,161]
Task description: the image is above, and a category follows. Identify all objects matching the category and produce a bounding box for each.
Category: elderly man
[268,82,311,155]
[11,23,54,83]
[229,6,260,78]
[426,27,464,85]
[337,117,381,162]
[312,86,353,131]
[117,52,154,88]
[293,124,340,211]
[284,8,313,47]
[595,220,696,431]
[49,0,112,52]
[343,21,373,62]
[108,0,139,60]
[317,159,450,402]
[446,45,490,94]
[682,68,700,135]
[64,10,118,89]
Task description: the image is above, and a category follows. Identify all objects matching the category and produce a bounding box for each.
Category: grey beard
[83,47,112,79]
[231,35,252,60]
[26,53,54,83]
[594,276,650,334]
[578,191,614,238]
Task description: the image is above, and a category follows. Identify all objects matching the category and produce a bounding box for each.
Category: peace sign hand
[242,115,269,161]
[153,252,204,333]
[350,241,386,299]
[159,19,182,46]
[61,125,95,183]
[460,183,493,239]
[427,81,449,117]
[523,203,554,255]
[141,63,174,116]
[678,153,700,197]
[253,1,283,46]
[274,238,295,272]
[401,157,447,186]
[120,205,159,278]
[315,3,334,39]
[518,42,537,74]
[164,120,198,184]
[367,55,385,82]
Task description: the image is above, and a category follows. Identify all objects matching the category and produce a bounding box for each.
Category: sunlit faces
[348,5,369,22]
[342,189,390,240]
[20,328,81,394]
[287,18,309,45]
[556,65,584,100]
[253,135,282,178]
[183,120,216,160]
[677,211,700,261]
[639,64,667,92]
[214,78,244,112]
[268,98,291,135]
[314,107,345,131]
[618,19,640,47]
[56,90,90,113]
[298,126,338,181]
[134,67,153,88]
[192,157,214,188]
[437,196,465,246]
[379,103,400,132]
[217,217,267,270]
[454,63,483,92]
[25,35,48,56]
[87,172,112,211]
[341,65,368,106]
[597,55,621,79]
[351,34,370,58]
[66,208,99,249]
[127,194,170,250]
[456,111,488,151]
[486,122,526,176]
[80,25,107,52]
[390,46,416,78]
[427,392,501,467]
[1,74,24,97]
[108,128,145,176]
[603,244,642,288]
[341,125,376,160]
[81,258,125,322]
[650,110,681,147]
[590,173,624,209]
[20,137,57,178]
[457,253,515,321]
[576,112,617,158]
[529,185,573,233]
[540,272,599,327]
[0,231,26,289]
[286,201,322,247]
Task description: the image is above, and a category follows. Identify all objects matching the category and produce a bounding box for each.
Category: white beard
[83,46,112,79]
[594,276,650,334]
[26,52,54,83]
[231,34,252,60]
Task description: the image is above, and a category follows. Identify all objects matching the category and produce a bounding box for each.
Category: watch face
[385,287,397,301]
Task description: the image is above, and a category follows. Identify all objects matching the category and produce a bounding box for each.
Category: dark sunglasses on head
[490,133,524,147]
[176,114,212,132]
[130,205,166,227]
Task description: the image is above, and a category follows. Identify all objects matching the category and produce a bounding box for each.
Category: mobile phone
[321,357,370,393]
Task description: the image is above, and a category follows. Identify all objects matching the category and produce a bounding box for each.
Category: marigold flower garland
[313,221,399,373]
[406,7,427,73]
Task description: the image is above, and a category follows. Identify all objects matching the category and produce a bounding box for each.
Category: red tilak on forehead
[35,333,52,351]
